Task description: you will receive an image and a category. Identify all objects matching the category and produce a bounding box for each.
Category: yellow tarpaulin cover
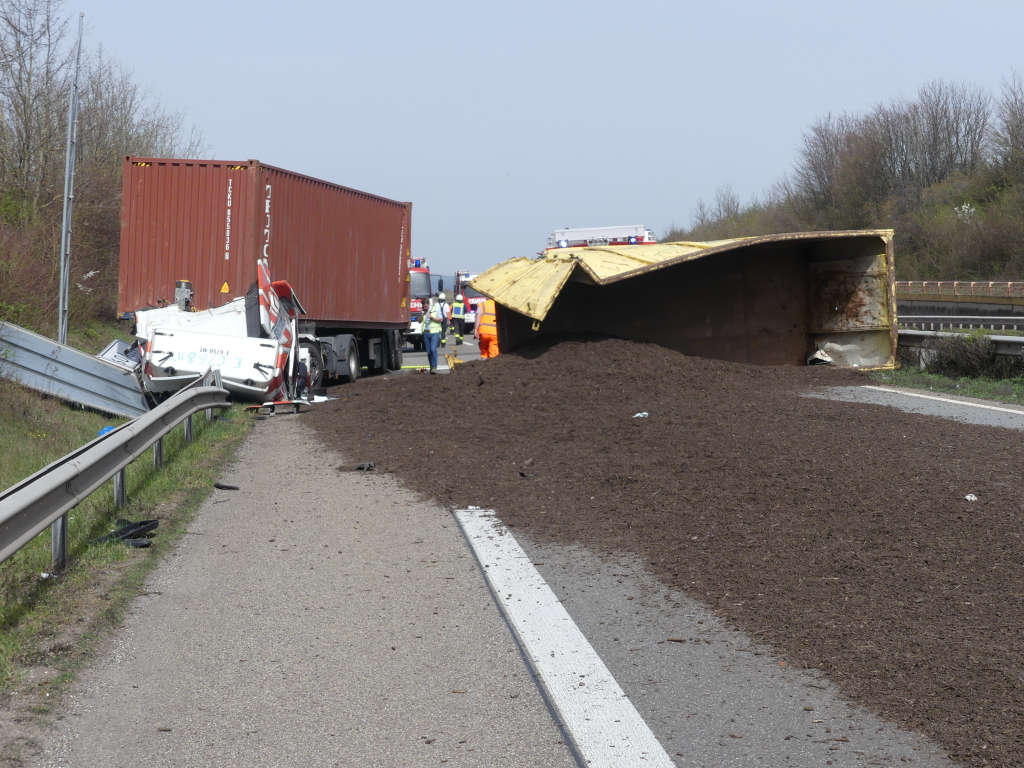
[470,238,751,322]
[470,231,892,323]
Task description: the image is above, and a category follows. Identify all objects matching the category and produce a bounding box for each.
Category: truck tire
[344,338,359,382]
[303,342,324,388]
[388,329,403,370]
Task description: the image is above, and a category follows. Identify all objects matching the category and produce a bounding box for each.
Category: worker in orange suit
[475,298,500,358]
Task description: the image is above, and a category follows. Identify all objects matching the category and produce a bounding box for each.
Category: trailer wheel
[304,343,324,388]
[344,338,359,382]
[388,329,403,370]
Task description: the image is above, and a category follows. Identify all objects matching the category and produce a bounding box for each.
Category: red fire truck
[405,258,432,350]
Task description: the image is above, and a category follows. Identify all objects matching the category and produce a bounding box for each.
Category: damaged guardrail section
[0,372,230,569]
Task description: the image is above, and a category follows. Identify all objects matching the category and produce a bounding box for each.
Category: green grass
[0,376,252,691]
[868,367,1024,405]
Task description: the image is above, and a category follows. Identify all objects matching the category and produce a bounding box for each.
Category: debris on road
[99,519,159,548]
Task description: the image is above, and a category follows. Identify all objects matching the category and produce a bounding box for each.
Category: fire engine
[405,258,432,351]
[544,224,657,253]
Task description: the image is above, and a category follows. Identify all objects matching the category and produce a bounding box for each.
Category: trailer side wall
[118,157,411,329]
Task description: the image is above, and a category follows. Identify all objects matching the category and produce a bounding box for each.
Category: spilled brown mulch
[309,336,1023,768]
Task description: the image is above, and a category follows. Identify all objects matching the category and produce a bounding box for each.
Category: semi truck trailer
[118,157,413,393]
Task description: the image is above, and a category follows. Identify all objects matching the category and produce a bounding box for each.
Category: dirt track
[309,336,1023,768]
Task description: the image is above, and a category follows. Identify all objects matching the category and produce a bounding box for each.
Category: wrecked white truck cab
[132,259,309,402]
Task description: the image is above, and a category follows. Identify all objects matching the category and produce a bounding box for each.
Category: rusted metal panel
[808,252,891,332]
[118,158,411,329]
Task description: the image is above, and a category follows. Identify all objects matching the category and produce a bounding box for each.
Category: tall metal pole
[52,12,84,572]
[56,12,83,347]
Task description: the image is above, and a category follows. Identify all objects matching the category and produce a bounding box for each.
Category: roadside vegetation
[869,367,1024,406]
[667,76,1024,282]
[873,331,1024,404]
[0,0,202,340]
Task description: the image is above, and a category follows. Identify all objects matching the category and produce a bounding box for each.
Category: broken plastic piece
[632,411,649,419]
[355,462,375,471]
[965,493,978,502]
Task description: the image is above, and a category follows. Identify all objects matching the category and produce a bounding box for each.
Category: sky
[81,0,1024,279]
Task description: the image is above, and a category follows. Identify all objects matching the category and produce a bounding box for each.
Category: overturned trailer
[471,230,897,368]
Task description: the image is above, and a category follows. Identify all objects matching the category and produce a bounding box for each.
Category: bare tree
[994,72,1024,177]
[691,198,712,229]
[0,0,71,221]
[0,0,206,330]
[713,185,741,221]
[913,80,990,185]
[793,114,854,216]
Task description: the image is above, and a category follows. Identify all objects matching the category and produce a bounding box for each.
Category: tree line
[0,0,201,335]
[668,76,1024,279]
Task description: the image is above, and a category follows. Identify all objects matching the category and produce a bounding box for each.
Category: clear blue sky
[83,0,1024,278]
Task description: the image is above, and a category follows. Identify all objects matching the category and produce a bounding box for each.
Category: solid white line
[862,385,1024,416]
[455,508,675,768]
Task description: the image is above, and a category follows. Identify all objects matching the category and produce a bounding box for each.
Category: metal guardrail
[900,315,1024,332]
[0,371,229,569]
[897,329,1024,370]
[896,280,1024,298]
[0,320,150,418]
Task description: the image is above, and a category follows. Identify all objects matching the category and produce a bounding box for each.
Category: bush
[926,332,1024,378]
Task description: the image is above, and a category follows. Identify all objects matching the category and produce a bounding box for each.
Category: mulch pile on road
[309,336,1023,768]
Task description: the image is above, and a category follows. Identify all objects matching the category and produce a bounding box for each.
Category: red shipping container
[118,157,412,330]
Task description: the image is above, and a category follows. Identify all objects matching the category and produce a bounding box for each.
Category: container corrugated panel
[118,158,411,328]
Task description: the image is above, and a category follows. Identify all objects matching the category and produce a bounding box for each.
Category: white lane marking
[862,385,1024,416]
[455,508,675,768]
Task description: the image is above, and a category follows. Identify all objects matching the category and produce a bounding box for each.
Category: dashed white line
[862,385,1024,416]
[455,508,676,768]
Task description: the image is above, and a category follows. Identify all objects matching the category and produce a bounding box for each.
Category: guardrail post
[114,469,126,508]
[153,437,163,468]
[51,515,67,570]
[184,414,193,443]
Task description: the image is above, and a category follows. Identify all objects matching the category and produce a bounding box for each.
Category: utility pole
[56,12,84,348]
[52,12,84,571]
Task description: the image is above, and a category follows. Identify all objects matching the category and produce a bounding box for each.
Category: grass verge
[868,367,1024,405]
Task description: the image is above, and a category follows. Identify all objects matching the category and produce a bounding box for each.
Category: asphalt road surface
[31,416,574,768]
[400,337,481,373]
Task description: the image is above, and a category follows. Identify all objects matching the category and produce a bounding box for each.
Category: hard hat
[438,291,446,300]
[456,294,463,301]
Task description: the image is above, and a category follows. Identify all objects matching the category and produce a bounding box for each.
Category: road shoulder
[31,415,575,767]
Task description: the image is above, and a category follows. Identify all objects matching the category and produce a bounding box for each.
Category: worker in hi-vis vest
[475,298,499,359]
[424,292,448,373]
[451,294,466,346]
